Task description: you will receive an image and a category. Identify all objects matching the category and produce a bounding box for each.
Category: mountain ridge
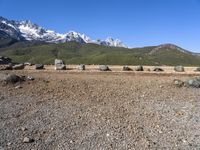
[1,41,200,66]
[0,16,127,47]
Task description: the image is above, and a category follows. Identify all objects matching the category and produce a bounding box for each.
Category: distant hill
[0,41,200,66]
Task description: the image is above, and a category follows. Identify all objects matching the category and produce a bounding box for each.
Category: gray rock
[0,73,22,84]
[35,64,44,70]
[15,85,22,89]
[122,66,132,71]
[174,66,184,72]
[185,77,200,88]
[23,137,34,143]
[99,65,110,71]
[0,64,13,70]
[153,67,164,72]
[194,67,200,72]
[27,76,35,80]
[78,64,85,70]
[55,59,66,70]
[12,63,25,70]
[24,62,33,66]
[135,65,144,71]
[174,79,184,87]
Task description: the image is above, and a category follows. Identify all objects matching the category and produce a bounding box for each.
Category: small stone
[15,85,22,89]
[23,137,34,143]
[174,79,184,87]
[21,127,27,131]
[27,76,35,80]
[70,140,74,144]
[7,142,12,146]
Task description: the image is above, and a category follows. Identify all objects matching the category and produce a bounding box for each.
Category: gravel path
[1,71,200,149]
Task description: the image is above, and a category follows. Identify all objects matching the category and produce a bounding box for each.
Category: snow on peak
[0,16,127,48]
[97,37,127,48]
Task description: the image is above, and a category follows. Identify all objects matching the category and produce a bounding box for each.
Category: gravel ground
[1,70,200,150]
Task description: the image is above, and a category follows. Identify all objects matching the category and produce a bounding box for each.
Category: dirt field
[1,67,200,150]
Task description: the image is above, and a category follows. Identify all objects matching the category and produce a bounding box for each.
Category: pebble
[27,76,35,81]
[21,127,27,131]
[23,137,34,143]
[15,85,22,89]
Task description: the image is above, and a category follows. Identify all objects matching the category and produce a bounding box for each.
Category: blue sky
[0,0,200,52]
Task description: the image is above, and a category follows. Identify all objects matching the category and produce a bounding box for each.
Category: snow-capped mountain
[0,16,127,47]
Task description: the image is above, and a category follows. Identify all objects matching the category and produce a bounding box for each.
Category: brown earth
[1,67,200,149]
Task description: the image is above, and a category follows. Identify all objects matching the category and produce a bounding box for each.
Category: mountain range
[0,16,200,66]
[0,16,126,47]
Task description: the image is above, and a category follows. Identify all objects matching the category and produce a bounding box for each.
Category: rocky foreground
[1,71,200,149]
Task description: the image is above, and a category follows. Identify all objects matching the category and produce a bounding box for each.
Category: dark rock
[78,64,85,70]
[55,59,66,70]
[122,66,132,71]
[0,73,22,84]
[0,64,13,70]
[35,64,44,70]
[174,66,184,72]
[23,137,34,143]
[0,56,12,64]
[153,67,164,72]
[135,65,144,71]
[99,65,110,71]
[12,63,25,70]
[174,79,184,87]
[194,67,200,72]
[185,77,200,88]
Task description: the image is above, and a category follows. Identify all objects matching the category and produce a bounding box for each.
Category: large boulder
[122,66,132,71]
[135,65,144,71]
[185,77,200,88]
[24,62,33,66]
[194,67,200,72]
[174,66,184,72]
[78,64,85,70]
[99,65,110,71]
[12,63,25,70]
[0,63,13,70]
[0,73,22,84]
[55,59,66,70]
[153,67,164,72]
[35,64,44,70]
